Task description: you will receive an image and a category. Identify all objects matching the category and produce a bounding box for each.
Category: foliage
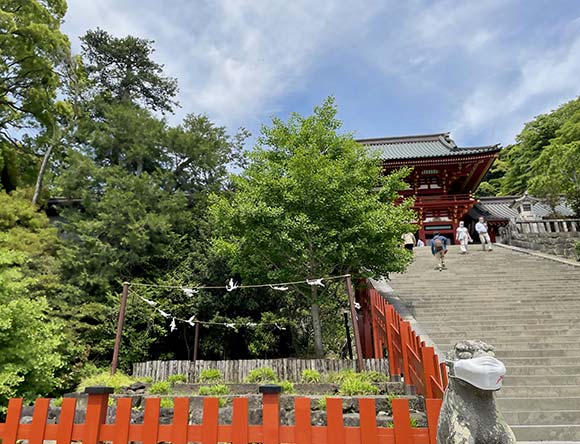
[210,97,414,357]
[149,381,171,395]
[301,369,321,383]
[166,374,187,384]
[76,370,136,394]
[338,378,379,396]
[0,0,70,180]
[0,192,70,407]
[199,369,223,384]
[80,29,178,112]
[198,384,230,396]
[496,96,580,216]
[575,241,580,261]
[324,370,357,384]
[316,396,328,410]
[359,371,389,383]
[280,380,295,394]
[246,368,278,384]
[159,398,174,409]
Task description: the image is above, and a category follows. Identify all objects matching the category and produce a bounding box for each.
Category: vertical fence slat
[172,398,190,444]
[29,398,50,444]
[201,397,219,444]
[294,397,312,444]
[3,398,23,444]
[359,398,378,444]
[56,397,76,444]
[112,398,132,444]
[142,397,161,444]
[326,398,345,444]
[392,398,413,444]
[426,398,443,444]
[232,397,249,444]
[84,392,110,444]
[262,391,280,444]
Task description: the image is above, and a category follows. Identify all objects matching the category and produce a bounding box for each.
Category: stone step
[426,326,578,335]
[503,410,580,425]
[502,375,580,386]
[498,397,580,411]
[498,385,580,398]
[438,343,580,352]
[506,365,580,376]
[420,319,576,328]
[500,357,580,366]
[416,313,580,322]
[511,424,580,441]
[494,349,580,358]
[431,336,580,345]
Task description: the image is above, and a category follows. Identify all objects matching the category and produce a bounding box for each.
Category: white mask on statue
[453,356,506,391]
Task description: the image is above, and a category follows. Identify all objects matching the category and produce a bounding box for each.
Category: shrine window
[523,203,532,211]
[418,176,442,190]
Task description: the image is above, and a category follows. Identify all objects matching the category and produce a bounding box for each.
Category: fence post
[84,386,114,444]
[400,321,412,384]
[260,385,281,444]
[385,306,397,377]
[420,347,436,399]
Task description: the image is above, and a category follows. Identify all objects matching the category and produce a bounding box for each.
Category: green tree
[0,191,69,407]
[210,97,414,357]
[0,0,70,191]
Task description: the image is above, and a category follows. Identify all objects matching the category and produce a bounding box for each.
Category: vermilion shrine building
[358,133,501,243]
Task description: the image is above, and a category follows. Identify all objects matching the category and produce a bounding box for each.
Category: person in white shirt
[475,217,493,251]
[416,239,425,247]
[455,221,473,254]
[401,232,416,251]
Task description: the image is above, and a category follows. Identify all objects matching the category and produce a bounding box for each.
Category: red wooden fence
[362,287,448,400]
[0,390,443,444]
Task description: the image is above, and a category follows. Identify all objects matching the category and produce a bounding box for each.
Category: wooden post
[345,275,364,372]
[259,385,281,444]
[343,311,353,359]
[111,282,129,375]
[193,322,200,361]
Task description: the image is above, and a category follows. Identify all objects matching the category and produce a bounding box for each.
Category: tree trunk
[32,144,54,206]
[310,285,324,358]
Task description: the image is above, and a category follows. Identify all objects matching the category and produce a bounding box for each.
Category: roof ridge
[357,132,450,144]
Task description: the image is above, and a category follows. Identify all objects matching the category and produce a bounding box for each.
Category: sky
[62,0,580,148]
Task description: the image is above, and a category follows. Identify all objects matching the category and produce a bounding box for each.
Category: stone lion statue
[437,340,516,444]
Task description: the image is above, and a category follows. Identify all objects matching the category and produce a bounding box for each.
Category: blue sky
[63,0,580,147]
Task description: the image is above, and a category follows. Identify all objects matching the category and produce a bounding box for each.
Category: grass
[76,370,139,394]
[198,384,230,396]
[301,369,321,383]
[199,369,223,384]
[166,374,187,384]
[245,367,278,384]
[280,380,295,394]
[338,377,379,396]
[148,381,171,395]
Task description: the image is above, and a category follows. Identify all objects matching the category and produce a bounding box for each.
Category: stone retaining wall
[500,227,580,259]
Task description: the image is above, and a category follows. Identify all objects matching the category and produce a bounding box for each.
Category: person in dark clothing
[430,232,449,271]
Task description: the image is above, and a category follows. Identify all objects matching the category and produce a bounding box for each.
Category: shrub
[386,394,399,410]
[198,384,230,396]
[167,374,187,384]
[53,397,63,407]
[324,369,356,384]
[316,396,328,410]
[246,367,278,384]
[76,370,138,394]
[359,371,389,383]
[575,240,580,261]
[149,381,171,395]
[301,369,321,383]
[160,398,174,409]
[338,377,379,396]
[280,380,295,394]
[199,369,223,384]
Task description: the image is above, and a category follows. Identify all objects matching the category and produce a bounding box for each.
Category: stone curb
[495,242,580,268]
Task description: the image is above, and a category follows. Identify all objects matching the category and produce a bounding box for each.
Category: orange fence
[0,389,443,444]
[363,287,448,399]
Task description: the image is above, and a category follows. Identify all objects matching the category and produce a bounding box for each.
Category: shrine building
[357,133,501,243]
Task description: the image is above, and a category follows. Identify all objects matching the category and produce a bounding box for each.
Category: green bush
[149,381,171,395]
[324,369,356,384]
[301,369,321,383]
[316,396,328,410]
[280,380,295,394]
[198,384,230,396]
[53,397,63,407]
[359,371,389,383]
[76,370,138,394]
[167,374,187,384]
[338,377,379,396]
[199,369,223,384]
[160,398,174,409]
[246,367,278,384]
[575,240,580,260]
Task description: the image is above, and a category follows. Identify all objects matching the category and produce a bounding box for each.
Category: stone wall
[501,225,580,260]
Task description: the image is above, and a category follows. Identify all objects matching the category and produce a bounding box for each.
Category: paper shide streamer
[306,278,325,287]
[226,278,239,292]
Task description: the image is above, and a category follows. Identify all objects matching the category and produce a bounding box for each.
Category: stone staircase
[385,244,580,442]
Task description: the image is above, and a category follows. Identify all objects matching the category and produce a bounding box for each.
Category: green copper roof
[357,133,500,160]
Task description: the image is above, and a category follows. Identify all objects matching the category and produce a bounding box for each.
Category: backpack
[434,238,444,251]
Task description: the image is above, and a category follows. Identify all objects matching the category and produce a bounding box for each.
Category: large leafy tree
[0,0,70,192]
[210,97,414,357]
[0,191,70,406]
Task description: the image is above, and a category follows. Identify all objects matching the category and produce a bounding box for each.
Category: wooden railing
[0,388,443,444]
[365,288,447,400]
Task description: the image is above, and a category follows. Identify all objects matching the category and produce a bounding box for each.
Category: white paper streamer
[170,317,177,332]
[270,285,289,291]
[182,288,198,297]
[226,278,239,292]
[306,278,325,287]
[354,302,361,310]
[140,296,157,306]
